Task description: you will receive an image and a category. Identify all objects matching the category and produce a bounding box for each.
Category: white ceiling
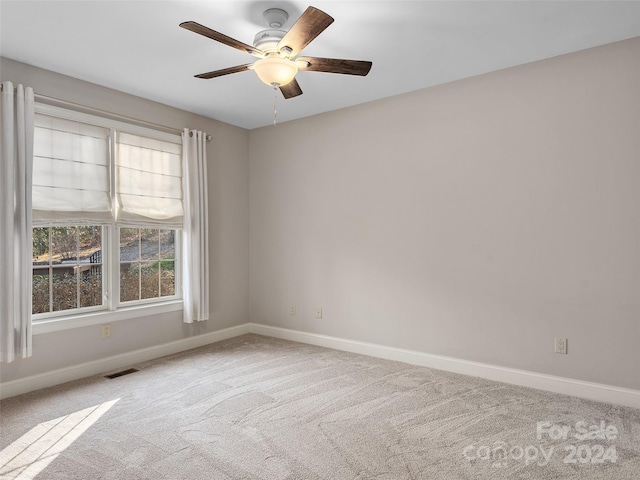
[2,1,640,130]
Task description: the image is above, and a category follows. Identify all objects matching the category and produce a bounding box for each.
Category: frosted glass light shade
[253,57,298,87]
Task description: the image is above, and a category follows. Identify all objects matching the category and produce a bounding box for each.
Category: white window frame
[32,104,183,334]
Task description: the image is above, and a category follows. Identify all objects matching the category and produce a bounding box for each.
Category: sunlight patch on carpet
[0,398,119,479]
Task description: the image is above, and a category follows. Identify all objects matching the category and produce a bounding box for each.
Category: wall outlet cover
[554,337,568,354]
[101,324,111,338]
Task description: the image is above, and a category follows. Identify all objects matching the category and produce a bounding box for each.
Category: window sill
[32,300,183,335]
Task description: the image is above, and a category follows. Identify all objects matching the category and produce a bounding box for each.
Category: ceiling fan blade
[280,79,303,99]
[277,7,334,57]
[194,64,252,79]
[180,21,264,58]
[296,57,372,76]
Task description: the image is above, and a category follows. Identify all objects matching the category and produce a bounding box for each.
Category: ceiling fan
[179,6,372,99]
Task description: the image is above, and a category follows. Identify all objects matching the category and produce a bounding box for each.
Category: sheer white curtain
[1,82,34,362]
[181,129,209,323]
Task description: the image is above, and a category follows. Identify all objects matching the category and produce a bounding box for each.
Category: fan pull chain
[272,84,278,127]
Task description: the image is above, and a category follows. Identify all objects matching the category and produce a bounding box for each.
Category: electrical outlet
[101,324,111,338]
[315,307,322,319]
[290,304,296,315]
[554,337,567,354]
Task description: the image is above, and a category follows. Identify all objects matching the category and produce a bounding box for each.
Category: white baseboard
[246,323,640,410]
[3,322,639,409]
[0,324,250,400]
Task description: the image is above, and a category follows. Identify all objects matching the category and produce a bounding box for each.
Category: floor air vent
[104,368,139,379]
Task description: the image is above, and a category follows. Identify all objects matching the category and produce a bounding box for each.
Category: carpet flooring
[1,334,638,479]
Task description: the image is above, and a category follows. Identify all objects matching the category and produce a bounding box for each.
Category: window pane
[80,266,102,308]
[140,229,159,261]
[120,228,140,261]
[79,226,101,256]
[159,230,176,297]
[33,227,51,314]
[120,263,139,302]
[32,273,50,314]
[52,269,77,311]
[78,226,103,308]
[140,262,159,300]
[160,230,175,259]
[51,226,77,261]
[160,260,175,297]
[33,227,50,263]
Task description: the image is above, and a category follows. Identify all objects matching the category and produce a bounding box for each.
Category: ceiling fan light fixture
[253,57,298,87]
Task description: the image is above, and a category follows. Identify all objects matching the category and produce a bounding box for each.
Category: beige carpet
[1,334,638,479]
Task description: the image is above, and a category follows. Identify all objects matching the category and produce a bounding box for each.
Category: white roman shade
[32,114,111,225]
[116,132,183,227]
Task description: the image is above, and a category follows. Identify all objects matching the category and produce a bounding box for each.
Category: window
[32,105,182,322]
[32,226,103,314]
[119,228,176,302]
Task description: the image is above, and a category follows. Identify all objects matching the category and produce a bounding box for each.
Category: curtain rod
[1,84,212,141]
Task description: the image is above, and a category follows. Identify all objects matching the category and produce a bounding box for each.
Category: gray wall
[249,38,640,390]
[0,58,250,382]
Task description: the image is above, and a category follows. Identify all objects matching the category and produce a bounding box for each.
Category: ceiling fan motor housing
[254,8,289,54]
[253,29,286,54]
